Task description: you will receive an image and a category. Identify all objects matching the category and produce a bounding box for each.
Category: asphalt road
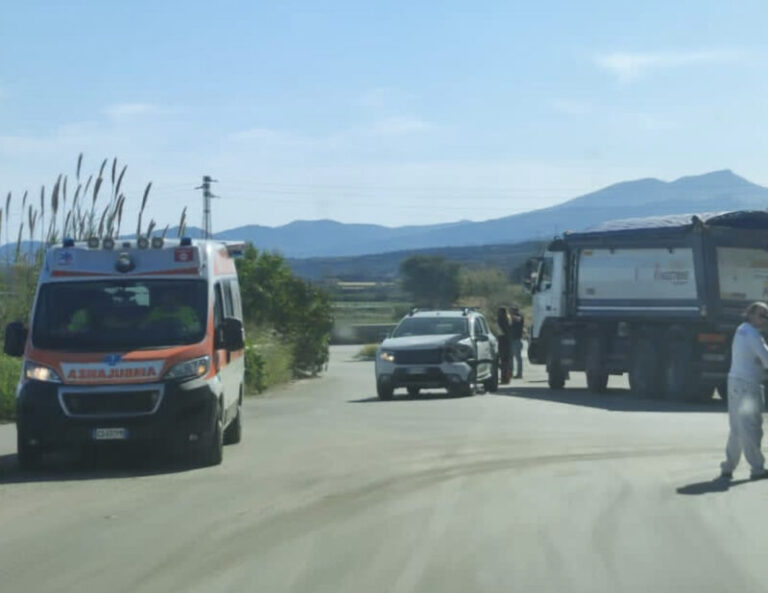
[1,345,767,593]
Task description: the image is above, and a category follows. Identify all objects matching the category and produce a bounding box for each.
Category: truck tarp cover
[576,210,768,237]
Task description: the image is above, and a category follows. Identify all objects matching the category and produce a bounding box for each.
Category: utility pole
[195,175,218,239]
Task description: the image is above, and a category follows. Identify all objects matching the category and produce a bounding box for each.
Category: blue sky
[2,1,767,233]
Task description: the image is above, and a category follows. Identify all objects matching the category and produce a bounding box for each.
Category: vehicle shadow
[0,448,200,484]
[495,384,726,413]
[676,476,752,495]
[349,390,476,403]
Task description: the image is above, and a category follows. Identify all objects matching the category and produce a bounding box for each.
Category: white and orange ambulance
[4,236,246,468]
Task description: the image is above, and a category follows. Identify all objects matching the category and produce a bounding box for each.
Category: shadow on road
[0,448,199,484]
[496,384,726,413]
[677,476,753,495]
[349,390,478,403]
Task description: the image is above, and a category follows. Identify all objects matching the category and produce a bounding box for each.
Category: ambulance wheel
[200,403,223,467]
[16,426,41,471]
[223,405,242,445]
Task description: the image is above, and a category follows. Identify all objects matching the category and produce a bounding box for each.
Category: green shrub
[0,355,21,421]
[356,343,379,360]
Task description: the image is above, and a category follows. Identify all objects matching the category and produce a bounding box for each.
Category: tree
[399,255,460,308]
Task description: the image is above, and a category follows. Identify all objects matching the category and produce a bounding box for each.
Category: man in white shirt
[721,301,768,480]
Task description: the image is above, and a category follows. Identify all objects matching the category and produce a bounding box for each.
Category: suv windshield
[392,316,468,337]
[32,280,208,351]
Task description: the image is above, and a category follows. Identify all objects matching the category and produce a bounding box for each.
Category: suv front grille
[60,389,162,417]
[394,349,443,364]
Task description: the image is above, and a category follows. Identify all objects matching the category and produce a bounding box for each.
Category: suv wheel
[377,380,394,400]
[483,361,499,393]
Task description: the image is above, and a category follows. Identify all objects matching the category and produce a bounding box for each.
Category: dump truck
[526,210,768,401]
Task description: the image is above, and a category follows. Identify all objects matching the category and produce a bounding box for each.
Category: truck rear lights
[697,333,727,344]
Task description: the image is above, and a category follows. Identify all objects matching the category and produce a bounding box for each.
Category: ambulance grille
[60,389,162,417]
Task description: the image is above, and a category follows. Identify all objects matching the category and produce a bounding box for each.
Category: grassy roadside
[0,355,21,421]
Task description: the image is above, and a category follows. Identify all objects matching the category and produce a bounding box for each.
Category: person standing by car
[720,301,768,480]
[510,306,524,379]
[496,307,512,384]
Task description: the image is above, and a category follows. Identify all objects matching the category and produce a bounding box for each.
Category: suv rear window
[392,317,469,337]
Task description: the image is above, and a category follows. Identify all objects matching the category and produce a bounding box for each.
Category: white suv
[375,309,498,400]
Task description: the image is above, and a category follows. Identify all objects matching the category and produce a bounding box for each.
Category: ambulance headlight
[24,362,62,383]
[165,356,210,381]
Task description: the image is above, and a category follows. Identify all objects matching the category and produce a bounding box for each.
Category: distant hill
[7,170,766,263]
[287,240,545,282]
[212,170,768,257]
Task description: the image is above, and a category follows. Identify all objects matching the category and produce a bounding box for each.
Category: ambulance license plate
[407,367,426,375]
[92,427,128,441]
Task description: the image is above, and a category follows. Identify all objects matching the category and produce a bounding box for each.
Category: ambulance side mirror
[4,321,27,357]
[218,317,245,351]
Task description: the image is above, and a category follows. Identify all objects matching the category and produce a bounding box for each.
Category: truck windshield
[32,280,208,351]
[392,317,468,337]
[717,247,768,302]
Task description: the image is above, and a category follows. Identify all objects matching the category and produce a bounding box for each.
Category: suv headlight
[24,362,62,383]
[379,350,396,363]
[444,343,474,363]
[165,356,211,381]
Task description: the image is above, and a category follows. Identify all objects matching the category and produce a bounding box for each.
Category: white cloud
[595,49,744,82]
[358,87,413,109]
[104,103,160,118]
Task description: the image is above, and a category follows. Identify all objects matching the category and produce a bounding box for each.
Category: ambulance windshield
[32,280,208,350]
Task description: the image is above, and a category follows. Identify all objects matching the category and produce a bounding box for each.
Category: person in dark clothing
[509,306,524,378]
[496,307,512,384]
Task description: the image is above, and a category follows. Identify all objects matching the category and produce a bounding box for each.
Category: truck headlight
[379,350,396,363]
[24,362,62,383]
[165,356,210,381]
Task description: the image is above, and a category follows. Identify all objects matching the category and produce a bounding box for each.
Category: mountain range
[214,169,768,258]
[5,170,766,262]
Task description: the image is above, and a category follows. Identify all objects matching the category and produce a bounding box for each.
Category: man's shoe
[750,470,768,481]
[720,471,733,480]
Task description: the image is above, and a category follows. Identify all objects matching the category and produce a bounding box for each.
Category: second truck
[527,210,768,401]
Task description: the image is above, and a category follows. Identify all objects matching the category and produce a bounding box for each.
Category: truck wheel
[663,339,699,401]
[223,404,242,445]
[586,370,608,393]
[696,385,716,402]
[377,380,394,400]
[483,362,499,393]
[717,381,728,402]
[16,426,41,471]
[406,386,420,397]
[585,337,608,393]
[629,338,662,398]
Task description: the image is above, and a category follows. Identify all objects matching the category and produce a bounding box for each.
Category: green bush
[0,355,21,421]
[356,343,379,360]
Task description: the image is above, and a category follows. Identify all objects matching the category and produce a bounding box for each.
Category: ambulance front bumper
[16,377,219,450]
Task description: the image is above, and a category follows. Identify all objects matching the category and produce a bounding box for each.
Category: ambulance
[4,236,246,468]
